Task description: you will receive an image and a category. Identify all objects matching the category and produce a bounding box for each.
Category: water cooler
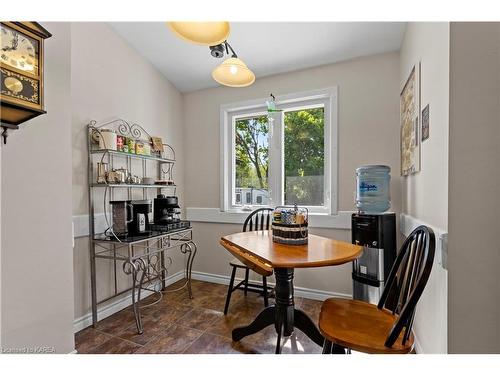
[351,213,396,305]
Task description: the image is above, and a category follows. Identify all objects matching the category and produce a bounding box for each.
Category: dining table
[220,230,363,354]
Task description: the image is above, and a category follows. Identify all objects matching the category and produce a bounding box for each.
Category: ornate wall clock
[0,22,51,143]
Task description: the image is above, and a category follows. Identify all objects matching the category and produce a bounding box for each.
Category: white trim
[73,270,185,333]
[191,270,352,301]
[220,87,338,214]
[186,207,354,229]
[399,213,447,269]
[73,213,106,238]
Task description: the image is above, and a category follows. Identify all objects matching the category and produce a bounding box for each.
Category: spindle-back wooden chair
[319,225,435,354]
[223,208,274,315]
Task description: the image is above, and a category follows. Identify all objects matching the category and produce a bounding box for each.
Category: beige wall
[399,22,450,353]
[71,23,187,321]
[400,23,449,231]
[448,22,500,353]
[183,52,401,295]
[1,22,75,353]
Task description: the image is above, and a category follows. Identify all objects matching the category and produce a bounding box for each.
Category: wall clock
[0,22,51,143]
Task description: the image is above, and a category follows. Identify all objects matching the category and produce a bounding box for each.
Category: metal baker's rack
[86,118,197,334]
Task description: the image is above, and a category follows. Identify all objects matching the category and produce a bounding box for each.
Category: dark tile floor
[75,279,325,354]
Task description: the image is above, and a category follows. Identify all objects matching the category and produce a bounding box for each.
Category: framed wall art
[400,62,421,176]
[421,103,430,141]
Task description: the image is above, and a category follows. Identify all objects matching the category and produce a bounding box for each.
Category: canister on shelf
[98,129,117,151]
[135,142,145,155]
[143,143,151,156]
[127,138,136,154]
[116,135,125,152]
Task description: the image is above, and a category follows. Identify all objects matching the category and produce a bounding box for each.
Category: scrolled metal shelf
[90,148,175,164]
[90,183,177,189]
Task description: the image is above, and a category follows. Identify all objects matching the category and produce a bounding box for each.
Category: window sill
[186,207,354,229]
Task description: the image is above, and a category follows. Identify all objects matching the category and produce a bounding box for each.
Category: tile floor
[75,279,326,354]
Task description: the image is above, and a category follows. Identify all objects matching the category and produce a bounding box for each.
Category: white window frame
[220,87,338,215]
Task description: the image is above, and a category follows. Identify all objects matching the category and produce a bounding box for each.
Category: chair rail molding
[186,207,354,229]
[399,213,448,270]
[73,209,355,239]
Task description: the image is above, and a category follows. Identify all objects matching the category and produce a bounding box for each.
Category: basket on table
[271,205,308,245]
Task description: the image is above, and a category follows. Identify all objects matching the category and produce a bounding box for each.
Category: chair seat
[319,298,414,354]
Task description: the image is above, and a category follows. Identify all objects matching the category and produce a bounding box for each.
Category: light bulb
[230,65,238,75]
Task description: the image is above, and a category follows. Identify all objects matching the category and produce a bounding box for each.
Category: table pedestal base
[232,268,325,354]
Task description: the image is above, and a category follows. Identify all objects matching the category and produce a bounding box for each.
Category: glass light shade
[212,57,256,87]
[168,22,230,46]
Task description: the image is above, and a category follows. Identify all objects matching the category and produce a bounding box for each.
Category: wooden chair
[319,225,435,354]
[223,208,274,315]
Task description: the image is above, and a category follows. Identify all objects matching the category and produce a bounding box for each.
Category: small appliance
[351,212,396,306]
[128,200,152,235]
[154,195,180,224]
[109,200,133,237]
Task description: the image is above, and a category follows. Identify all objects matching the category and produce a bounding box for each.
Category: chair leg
[224,266,237,315]
[262,276,269,307]
[322,339,333,354]
[244,268,249,296]
[331,343,348,354]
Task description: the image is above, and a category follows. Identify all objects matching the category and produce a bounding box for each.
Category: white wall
[71,23,187,322]
[1,22,75,353]
[448,22,500,353]
[183,52,401,296]
[399,22,450,354]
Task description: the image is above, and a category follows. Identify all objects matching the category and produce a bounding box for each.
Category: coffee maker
[154,195,180,224]
[109,200,133,237]
[128,199,152,235]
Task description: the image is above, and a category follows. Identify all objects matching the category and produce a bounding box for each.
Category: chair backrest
[377,225,435,347]
[243,208,273,232]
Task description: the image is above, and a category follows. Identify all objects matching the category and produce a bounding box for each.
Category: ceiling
[109,22,406,93]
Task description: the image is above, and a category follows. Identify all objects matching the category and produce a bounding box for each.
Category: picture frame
[400,62,421,176]
[422,104,430,141]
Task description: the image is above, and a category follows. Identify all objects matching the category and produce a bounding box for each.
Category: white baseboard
[190,270,352,301]
[74,268,352,333]
[74,268,427,353]
[73,270,185,333]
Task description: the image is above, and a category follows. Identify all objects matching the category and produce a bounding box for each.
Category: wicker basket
[271,205,308,245]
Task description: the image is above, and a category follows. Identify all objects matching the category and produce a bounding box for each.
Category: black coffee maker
[128,199,152,235]
[154,195,180,224]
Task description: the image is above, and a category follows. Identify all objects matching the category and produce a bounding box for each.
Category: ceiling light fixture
[211,42,255,87]
[167,22,230,46]
[168,22,255,88]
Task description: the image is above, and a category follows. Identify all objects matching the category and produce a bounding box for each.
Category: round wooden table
[220,230,363,354]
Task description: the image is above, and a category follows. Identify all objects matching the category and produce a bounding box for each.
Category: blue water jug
[356,165,391,213]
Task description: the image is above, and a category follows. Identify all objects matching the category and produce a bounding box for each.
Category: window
[221,87,337,214]
[284,107,325,206]
[235,115,270,207]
